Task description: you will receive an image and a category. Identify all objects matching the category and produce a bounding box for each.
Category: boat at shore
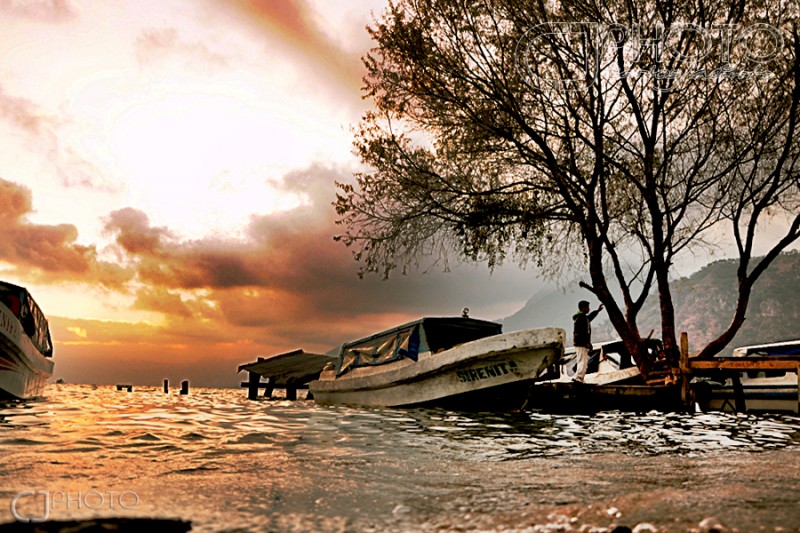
[526,339,684,412]
[0,281,54,399]
[309,317,564,409]
[543,339,647,385]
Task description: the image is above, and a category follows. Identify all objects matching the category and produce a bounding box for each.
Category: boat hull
[310,328,564,408]
[0,303,53,399]
[699,375,798,414]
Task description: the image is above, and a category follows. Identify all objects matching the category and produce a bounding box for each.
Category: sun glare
[109,91,310,239]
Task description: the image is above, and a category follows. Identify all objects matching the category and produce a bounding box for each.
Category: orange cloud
[0,178,131,286]
[6,165,519,387]
[98,165,502,345]
[133,287,193,318]
[231,0,365,107]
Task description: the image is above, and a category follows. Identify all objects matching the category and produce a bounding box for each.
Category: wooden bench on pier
[238,349,335,400]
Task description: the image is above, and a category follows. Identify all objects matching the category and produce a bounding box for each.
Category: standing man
[572,300,604,383]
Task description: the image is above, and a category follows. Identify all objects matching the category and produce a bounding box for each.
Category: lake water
[1,384,799,532]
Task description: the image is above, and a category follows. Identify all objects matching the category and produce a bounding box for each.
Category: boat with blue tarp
[309,316,564,409]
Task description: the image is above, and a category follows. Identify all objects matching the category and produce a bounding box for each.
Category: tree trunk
[696,276,753,359]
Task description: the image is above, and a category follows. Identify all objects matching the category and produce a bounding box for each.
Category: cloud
[99,164,524,353]
[0,0,76,22]
[136,27,231,71]
[0,86,52,135]
[104,208,174,255]
[14,163,535,386]
[0,178,131,286]
[133,286,193,318]
[0,164,532,387]
[0,86,120,192]
[230,0,365,108]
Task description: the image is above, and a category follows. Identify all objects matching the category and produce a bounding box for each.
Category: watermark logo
[10,490,140,523]
[515,22,784,91]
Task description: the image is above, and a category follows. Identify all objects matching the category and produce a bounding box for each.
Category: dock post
[163,379,169,394]
[286,378,297,401]
[180,380,189,395]
[248,371,261,400]
[679,332,692,411]
[732,374,746,412]
[241,358,267,400]
[797,363,800,413]
[263,378,274,399]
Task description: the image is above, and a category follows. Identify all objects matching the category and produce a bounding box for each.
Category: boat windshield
[0,281,53,357]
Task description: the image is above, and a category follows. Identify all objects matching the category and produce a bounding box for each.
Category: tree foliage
[336,0,800,376]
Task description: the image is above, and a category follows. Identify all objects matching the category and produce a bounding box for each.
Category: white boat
[309,317,565,409]
[696,340,800,413]
[527,339,685,412]
[543,339,663,385]
[0,281,54,399]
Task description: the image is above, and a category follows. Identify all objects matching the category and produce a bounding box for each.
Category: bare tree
[336,0,800,377]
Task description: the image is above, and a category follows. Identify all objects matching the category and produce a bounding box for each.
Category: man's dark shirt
[573,309,600,347]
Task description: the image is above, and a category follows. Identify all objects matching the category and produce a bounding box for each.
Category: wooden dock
[688,355,800,413]
[238,349,335,400]
[236,333,799,413]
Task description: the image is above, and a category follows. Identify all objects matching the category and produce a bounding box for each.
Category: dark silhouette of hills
[502,251,800,354]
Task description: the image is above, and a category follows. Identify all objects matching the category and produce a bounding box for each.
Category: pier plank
[689,357,800,371]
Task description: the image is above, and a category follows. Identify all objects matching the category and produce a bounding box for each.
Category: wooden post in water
[241,357,272,400]
[116,384,133,392]
[285,377,297,401]
[263,377,274,399]
[163,379,169,394]
[732,374,746,412]
[679,332,692,411]
[245,371,261,400]
[796,363,800,413]
[180,380,189,395]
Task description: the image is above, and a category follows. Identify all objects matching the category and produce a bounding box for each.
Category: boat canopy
[0,281,53,357]
[336,317,502,377]
[732,340,800,357]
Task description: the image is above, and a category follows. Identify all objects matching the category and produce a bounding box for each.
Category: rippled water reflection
[1,384,799,532]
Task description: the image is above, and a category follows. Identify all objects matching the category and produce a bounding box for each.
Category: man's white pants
[574,346,590,381]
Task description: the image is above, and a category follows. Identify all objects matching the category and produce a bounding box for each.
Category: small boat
[0,281,54,399]
[545,339,647,385]
[527,339,684,412]
[695,340,800,413]
[309,317,565,409]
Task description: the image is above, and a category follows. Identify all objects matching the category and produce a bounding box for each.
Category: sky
[0,0,544,387]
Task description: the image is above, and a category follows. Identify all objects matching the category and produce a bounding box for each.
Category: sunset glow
[0,0,535,387]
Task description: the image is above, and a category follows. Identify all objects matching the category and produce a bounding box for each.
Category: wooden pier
[239,349,335,400]
[528,333,799,413]
[237,334,798,413]
[687,355,800,413]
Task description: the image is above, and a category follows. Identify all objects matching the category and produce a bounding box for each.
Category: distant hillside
[645,251,800,351]
[502,251,800,354]
[501,286,583,337]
